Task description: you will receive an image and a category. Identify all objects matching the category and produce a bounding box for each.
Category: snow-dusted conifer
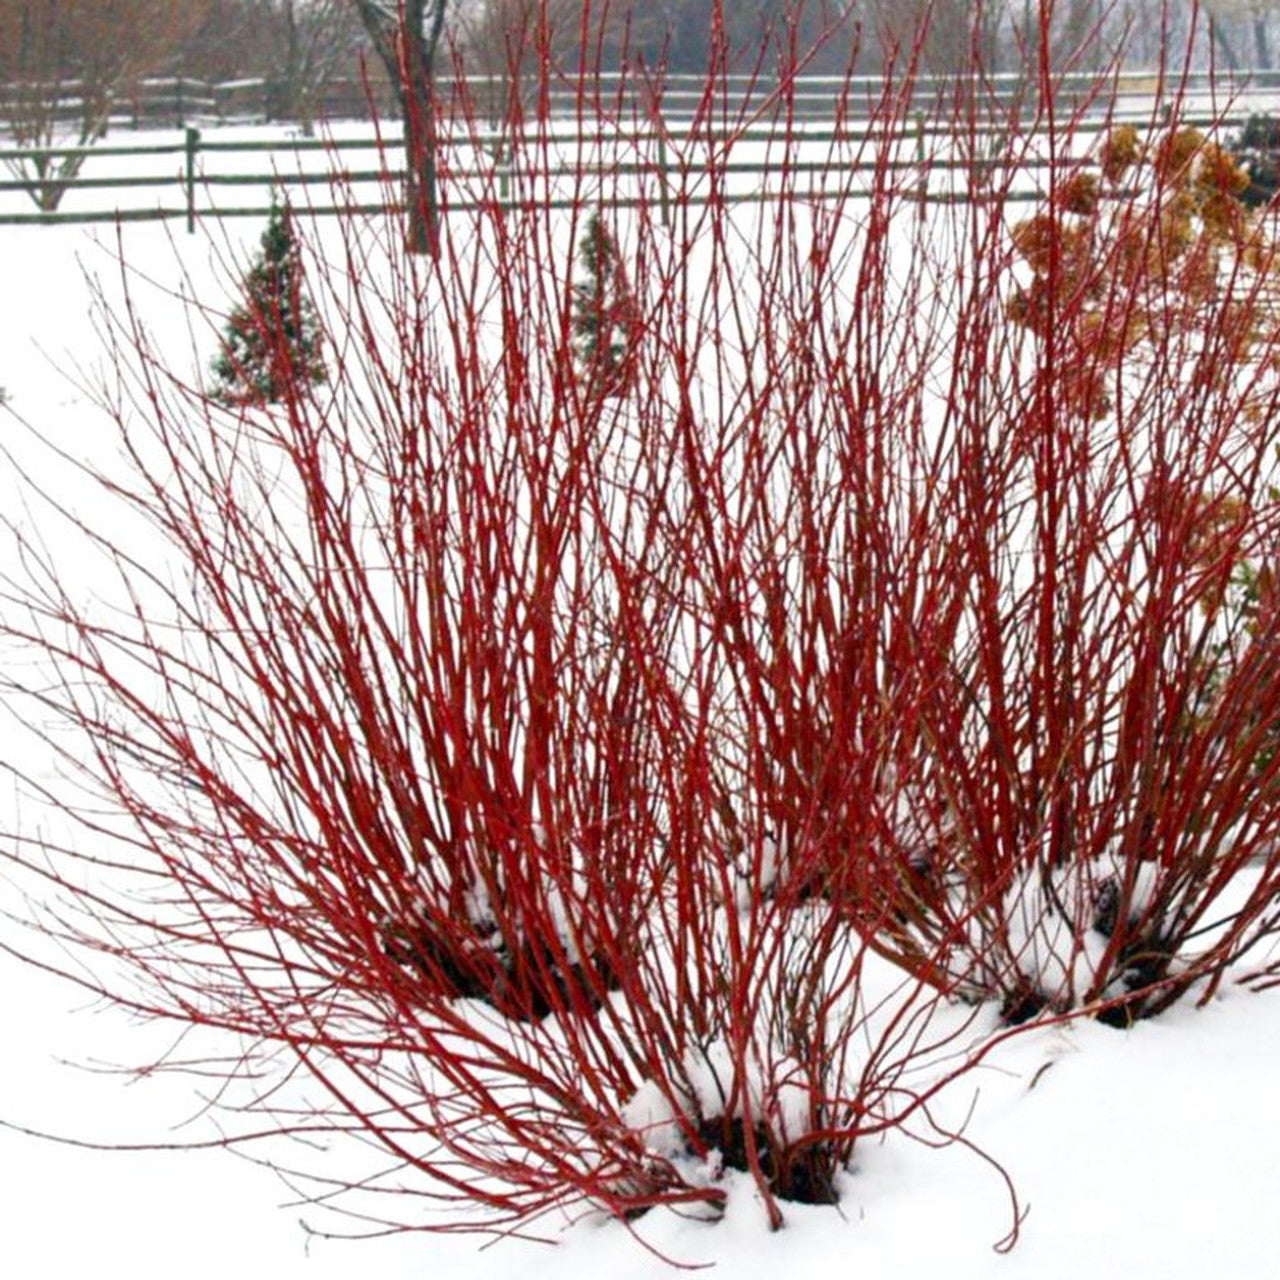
[211,197,326,406]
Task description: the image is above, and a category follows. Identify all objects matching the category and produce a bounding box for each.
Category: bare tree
[270,0,365,133]
[452,0,671,125]
[1112,0,1188,68]
[862,0,1008,75]
[624,0,847,74]
[453,0,591,124]
[349,0,450,254]
[855,0,1125,80]
[0,0,207,210]
[1205,0,1280,69]
[177,1,364,131]
[179,0,262,81]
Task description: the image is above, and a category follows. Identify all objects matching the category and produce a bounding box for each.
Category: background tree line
[8,3,1280,132]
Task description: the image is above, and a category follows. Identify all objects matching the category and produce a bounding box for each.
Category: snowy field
[3,147,1280,1279]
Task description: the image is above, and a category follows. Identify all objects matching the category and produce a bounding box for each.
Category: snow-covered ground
[4,932,1279,1279]
[3,166,1280,1280]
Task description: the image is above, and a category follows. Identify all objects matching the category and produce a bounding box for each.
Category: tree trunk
[351,0,447,256]
[1254,14,1273,70]
[401,3,440,256]
[1210,15,1241,72]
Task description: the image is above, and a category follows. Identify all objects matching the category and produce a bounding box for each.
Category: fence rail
[1,76,1278,232]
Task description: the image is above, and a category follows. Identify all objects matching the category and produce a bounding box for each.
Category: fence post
[495,138,509,205]
[657,130,671,230]
[185,126,200,234]
[915,111,927,210]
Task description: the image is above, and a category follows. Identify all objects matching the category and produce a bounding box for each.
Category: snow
[7,948,1280,1277]
[622,1039,816,1156]
[3,132,1280,1279]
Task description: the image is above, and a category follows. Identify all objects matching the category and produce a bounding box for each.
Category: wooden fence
[1,71,1278,232]
[0,75,397,133]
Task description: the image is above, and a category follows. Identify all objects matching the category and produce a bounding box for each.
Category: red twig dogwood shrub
[7,0,1280,1251]
[826,92,1280,1025]
[0,12,1016,1241]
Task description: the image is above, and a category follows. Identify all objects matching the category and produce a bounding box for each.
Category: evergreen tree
[571,212,638,399]
[211,197,326,407]
[1231,114,1280,208]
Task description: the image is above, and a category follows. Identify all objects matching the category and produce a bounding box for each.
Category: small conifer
[571,212,638,398]
[211,198,326,406]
